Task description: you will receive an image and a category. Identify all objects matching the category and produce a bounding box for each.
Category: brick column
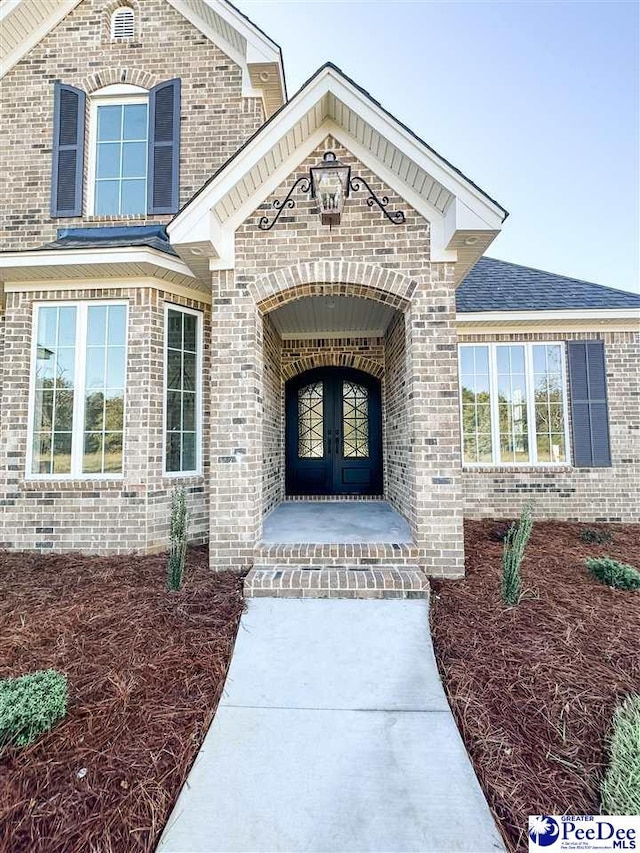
[406,265,465,578]
[209,269,263,569]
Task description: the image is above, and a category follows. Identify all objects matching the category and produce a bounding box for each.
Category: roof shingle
[457,257,640,312]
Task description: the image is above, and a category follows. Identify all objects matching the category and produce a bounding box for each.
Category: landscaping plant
[586,556,640,591]
[501,503,533,606]
[581,527,613,546]
[0,669,67,749]
[601,694,640,815]
[167,485,189,590]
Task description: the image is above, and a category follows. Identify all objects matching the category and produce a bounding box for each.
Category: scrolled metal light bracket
[348,176,406,225]
[258,153,406,230]
[257,176,311,231]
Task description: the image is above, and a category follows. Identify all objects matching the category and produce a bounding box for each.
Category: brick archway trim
[83,67,158,94]
[254,260,417,314]
[282,353,384,381]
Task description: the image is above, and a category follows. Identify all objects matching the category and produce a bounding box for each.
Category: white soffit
[269,296,397,339]
[0,247,202,291]
[0,0,82,77]
[166,0,285,115]
[168,64,507,282]
[0,0,286,114]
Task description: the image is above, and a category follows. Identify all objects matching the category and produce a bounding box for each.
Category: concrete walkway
[158,599,504,853]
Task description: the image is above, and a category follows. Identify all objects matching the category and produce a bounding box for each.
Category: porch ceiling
[268,295,397,339]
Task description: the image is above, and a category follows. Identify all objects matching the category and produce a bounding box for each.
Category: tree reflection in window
[298,382,324,458]
[343,381,369,458]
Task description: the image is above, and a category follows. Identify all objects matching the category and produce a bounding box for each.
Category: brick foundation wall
[460,330,640,523]
[0,285,210,553]
[0,0,264,250]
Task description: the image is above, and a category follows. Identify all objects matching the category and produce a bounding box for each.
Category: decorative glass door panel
[286,368,382,495]
[298,382,324,458]
[342,381,369,458]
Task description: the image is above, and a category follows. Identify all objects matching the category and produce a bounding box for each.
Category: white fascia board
[444,196,499,245]
[328,124,456,263]
[323,67,506,227]
[0,247,196,278]
[457,308,640,323]
[166,0,245,68]
[204,0,281,61]
[170,66,504,254]
[166,0,283,103]
[169,76,331,242]
[1,0,82,78]
[3,276,212,303]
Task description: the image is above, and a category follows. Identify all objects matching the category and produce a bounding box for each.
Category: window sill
[463,465,574,474]
[22,478,127,491]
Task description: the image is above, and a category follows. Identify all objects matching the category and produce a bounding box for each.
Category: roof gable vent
[111,6,135,39]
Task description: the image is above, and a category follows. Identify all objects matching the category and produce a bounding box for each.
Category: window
[164,306,202,474]
[111,6,135,39]
[88,85,148,216]
[29,302,127,477]
[459,342,569,466]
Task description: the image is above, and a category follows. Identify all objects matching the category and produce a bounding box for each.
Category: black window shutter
[568,340,612,467]
[148,79,181,214]
[51,82,86,217]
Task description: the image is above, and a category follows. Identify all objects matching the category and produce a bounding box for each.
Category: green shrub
[601,694,640,815]
[501,504,533,606]
[581,527,613,546]
[0,669,67,749]
[167,485,188,591]
[586,557,640,591]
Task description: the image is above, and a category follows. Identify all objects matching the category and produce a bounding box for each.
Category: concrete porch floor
[262,500,413,544]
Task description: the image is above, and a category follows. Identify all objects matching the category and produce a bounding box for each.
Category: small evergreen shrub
[0,669,67,749]
[501,504,533,606]
[167,486,189,591]
[601,694,640,815]
[581,527,613,546]
[586,557,640,590]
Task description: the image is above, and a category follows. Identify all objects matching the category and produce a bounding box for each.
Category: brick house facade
[1,0,638,580]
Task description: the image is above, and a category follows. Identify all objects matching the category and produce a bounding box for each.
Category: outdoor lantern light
[258,150,406,231]
[309,151,351,227]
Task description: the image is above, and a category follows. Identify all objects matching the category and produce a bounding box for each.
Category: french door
[285,367,383,496]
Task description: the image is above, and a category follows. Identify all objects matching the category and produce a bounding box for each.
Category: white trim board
[168,65,506,281]
[3,276,212,305]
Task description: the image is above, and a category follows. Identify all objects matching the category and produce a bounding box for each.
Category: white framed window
[27,302,128,478]
[111,6,135,39]
[87,84,148,216]
[163,304,202,476]
[459,342,570,466]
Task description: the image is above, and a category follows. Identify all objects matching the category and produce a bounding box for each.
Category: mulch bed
[430,520,640,853]
[0,547,244,853]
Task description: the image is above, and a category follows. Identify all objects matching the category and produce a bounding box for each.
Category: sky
[236,0,639,294]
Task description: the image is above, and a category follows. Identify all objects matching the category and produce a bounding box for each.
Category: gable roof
[457,256,640,312]
[168,62,508,282]
[0,0,285,114]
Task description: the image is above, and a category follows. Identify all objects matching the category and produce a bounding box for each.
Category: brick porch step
[244,566,429,600]
[253,540,420,569]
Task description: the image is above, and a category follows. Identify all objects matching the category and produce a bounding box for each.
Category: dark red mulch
[0,546,244,853]
[430,520,640,853]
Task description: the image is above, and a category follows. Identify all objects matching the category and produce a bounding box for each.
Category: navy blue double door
[285,367,383,496]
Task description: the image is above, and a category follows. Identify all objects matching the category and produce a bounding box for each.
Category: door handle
[335,434,340,454]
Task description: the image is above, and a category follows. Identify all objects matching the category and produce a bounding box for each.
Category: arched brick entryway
[253,260,416,314]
